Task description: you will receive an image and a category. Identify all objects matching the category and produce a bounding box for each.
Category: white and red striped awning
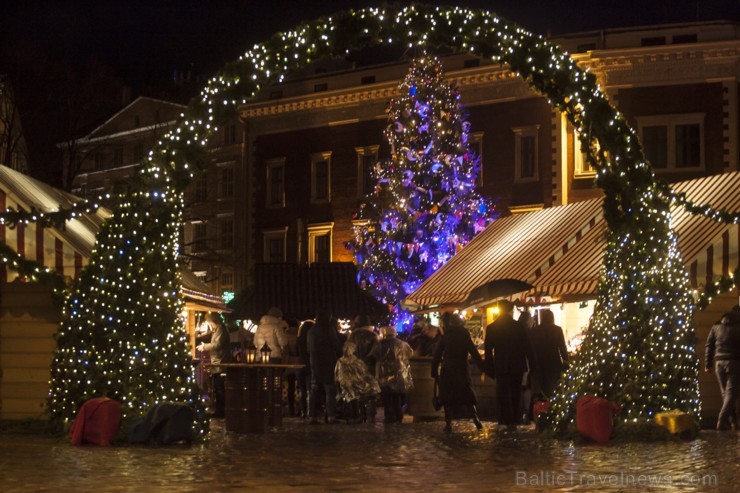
[407,171,740,309]
[0,166,107,283]
[532,171,740,298]
[0,165,227,311]
[406,198,604,308]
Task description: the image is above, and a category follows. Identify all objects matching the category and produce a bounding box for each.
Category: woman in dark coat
[431,312,485,431]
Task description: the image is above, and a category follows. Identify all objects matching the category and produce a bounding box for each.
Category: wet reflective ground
[1,418,738,492]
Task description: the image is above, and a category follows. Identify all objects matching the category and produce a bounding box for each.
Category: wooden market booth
[406,171,740,427]
[0,164,227,420]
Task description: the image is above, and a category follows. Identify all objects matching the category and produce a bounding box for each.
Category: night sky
[2,0,738,185]
[5,0,738,89]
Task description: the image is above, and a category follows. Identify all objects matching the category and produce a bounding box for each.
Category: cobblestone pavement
[1,417,738,492]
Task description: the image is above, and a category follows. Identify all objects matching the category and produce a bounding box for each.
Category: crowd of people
[196,303,570,431]
[193,300,739,433]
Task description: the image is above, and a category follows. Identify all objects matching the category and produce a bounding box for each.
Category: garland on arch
[656,180,740,225]
[0,198,105,230]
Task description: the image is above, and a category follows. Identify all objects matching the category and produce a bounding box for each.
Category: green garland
[656,180,740,225]
[0,199,104,230]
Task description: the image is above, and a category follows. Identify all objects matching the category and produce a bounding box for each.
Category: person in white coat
[254,307,288,363]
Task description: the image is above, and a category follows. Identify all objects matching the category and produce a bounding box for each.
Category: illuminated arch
[62,4,701,430]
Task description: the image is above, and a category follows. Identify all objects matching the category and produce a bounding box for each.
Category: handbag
[432,378,442,411]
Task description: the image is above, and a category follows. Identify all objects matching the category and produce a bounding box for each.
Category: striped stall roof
[531,171,740,298]
[0,165,109,282]
[0,165,225,310]
[406,198,604,308]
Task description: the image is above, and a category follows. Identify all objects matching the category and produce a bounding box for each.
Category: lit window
[307,222,333,264]
[637,114,704,170]
[263,228,287,262]
[311,151,331,203]
[266,158,285,207]
[513,125,539,182]
[574,130,597,177]
[355,146,379,197]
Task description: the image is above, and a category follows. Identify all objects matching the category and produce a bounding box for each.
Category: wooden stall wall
[0,281,60,420]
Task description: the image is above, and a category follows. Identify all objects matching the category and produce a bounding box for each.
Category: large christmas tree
[347,55,495,327]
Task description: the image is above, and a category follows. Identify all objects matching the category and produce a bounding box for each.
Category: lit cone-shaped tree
[48,152,208,435]
[545,142,701,432]
[347,55,495,328]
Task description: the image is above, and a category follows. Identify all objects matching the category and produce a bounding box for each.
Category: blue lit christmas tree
[347,55,495,329]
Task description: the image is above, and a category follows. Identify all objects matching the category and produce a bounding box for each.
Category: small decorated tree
[48,175,207,435]
[347,55,495,328]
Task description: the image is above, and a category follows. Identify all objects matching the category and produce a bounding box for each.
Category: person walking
[373,326,413,423]
[484,300,536,430]
[528,309,569,399]
[308,309,343,424]
[346,314,380,422]
[705,305,740,431]
[254,307,288,363]
[196,312,230,418]
[431,312,485,432]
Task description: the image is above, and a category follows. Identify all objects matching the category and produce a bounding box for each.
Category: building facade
[235,21,739,294]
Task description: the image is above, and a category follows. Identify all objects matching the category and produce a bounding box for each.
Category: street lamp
[260,342,272,364]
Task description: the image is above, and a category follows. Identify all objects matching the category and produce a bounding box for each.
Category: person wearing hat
[484,300,536,430]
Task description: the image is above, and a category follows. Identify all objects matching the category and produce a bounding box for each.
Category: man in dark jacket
[484,300,536,429]
[307,310,343,424]
[529,309,569,398]
[705,305,740,431]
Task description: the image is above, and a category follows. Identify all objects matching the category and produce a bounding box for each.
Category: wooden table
[213,363,304,434]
